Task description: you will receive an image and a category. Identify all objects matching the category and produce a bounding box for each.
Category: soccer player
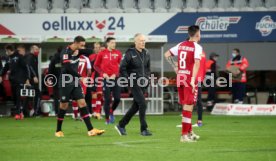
[94,37,122,124]
[89,42,103,120]
[72,52,92,120]
[55,36,105,137]
[164,25,202,142]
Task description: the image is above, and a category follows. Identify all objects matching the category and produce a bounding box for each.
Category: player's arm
[191,59,200,92]
[164,44,179,73]
[62,53,81,78]
[240,57,249,71]
[120,52,131,78]
[191,44,202,92]
[85,56,92,77]
[0,61,9,83]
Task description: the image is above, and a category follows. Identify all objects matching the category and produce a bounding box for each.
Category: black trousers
[232,82,246,103]
[103,78,121,119]
[33,83,41,115]
[207,78,216,102]
[196,85,203,121]
[119,84,148,132]
[53,86,59,114]
[11,82,22,114]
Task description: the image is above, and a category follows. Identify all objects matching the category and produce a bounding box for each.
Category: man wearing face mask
[226,48,249,104]
[205,53,219,111]
[25,45,41,116]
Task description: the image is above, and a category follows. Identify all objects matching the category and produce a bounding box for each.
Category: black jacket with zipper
[120,48,150,81]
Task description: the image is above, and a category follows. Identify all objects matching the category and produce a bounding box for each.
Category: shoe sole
[114,125,123,136]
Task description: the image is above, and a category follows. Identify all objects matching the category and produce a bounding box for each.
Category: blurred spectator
[25,45,41,116]
[0,44,32,119]
[226,48,249,104]
[205,52,219,110]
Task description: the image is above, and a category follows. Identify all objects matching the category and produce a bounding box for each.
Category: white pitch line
[113,139,160,147]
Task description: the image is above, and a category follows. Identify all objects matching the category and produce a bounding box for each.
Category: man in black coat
[115,33,152,136]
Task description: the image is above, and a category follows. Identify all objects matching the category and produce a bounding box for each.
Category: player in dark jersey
[55,36,105,137]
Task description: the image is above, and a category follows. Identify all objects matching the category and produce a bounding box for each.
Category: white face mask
[232,53,237,58]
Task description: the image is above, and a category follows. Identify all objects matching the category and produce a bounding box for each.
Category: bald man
[115,33,152,136]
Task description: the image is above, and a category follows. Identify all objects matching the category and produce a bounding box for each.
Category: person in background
[25,45,41,116]
[89,42,104,119]
[94,38,122,125]
[48,46,63,115]
[205,53,219,111]
[193,51,207,127]
[226,48,249,104]
[0,44,32,120]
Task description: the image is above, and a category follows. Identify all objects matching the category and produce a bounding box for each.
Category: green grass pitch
[0,114,276,161]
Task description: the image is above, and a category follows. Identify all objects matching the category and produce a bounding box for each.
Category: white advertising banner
[0,13,175,37]
[212,103,276,116]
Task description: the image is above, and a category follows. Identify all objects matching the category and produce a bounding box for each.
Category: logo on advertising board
[41,16,125,33]
[256,15,276,36]
[175,16,241,33]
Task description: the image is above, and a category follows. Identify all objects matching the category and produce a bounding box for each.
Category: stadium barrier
[212,103,276,116]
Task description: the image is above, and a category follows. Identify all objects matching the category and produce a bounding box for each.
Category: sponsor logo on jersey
[256,15,276,36]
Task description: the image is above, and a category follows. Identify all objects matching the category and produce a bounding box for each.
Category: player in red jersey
[164,25,202,143]
[94,37,122,124]
[72,52,92,120]
[89,42,104,120]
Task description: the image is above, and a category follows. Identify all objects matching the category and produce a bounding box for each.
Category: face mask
[232,53,237,58]
[33,51,39,56]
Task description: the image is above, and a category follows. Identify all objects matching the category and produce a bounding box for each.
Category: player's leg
[179,85,197,142]
[74,86,105,136]
[72,100,79,120]
[55,86,72,137]
[195,85,203,127]
[103,79,112,124]
[95,92,103,119]
[110,79,121,123]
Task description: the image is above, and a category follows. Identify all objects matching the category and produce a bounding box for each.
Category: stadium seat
[50,0,65,13]
[121,0,138,13]
[212,0,232,12]
[232,0,252,11]
[168,0,183,12]
[198,0,216,12]
[137,0,153,13]
[154,0,168,13]
[81,0,107,13]
[106,0,123,13]
[34,0,50,13]
[265,0,276,11]
[66,0,84,13]
[249,0,267,11]
[183,0,199,12]
[15,0,34,13]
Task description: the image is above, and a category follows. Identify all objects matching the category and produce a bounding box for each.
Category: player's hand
[103,73,109,79]
[33,77,39,84]
[0,76,2,84]
[190,81,196,93]
[73,50,79,56]
[110,74,116,80]
[25,79,30,86]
